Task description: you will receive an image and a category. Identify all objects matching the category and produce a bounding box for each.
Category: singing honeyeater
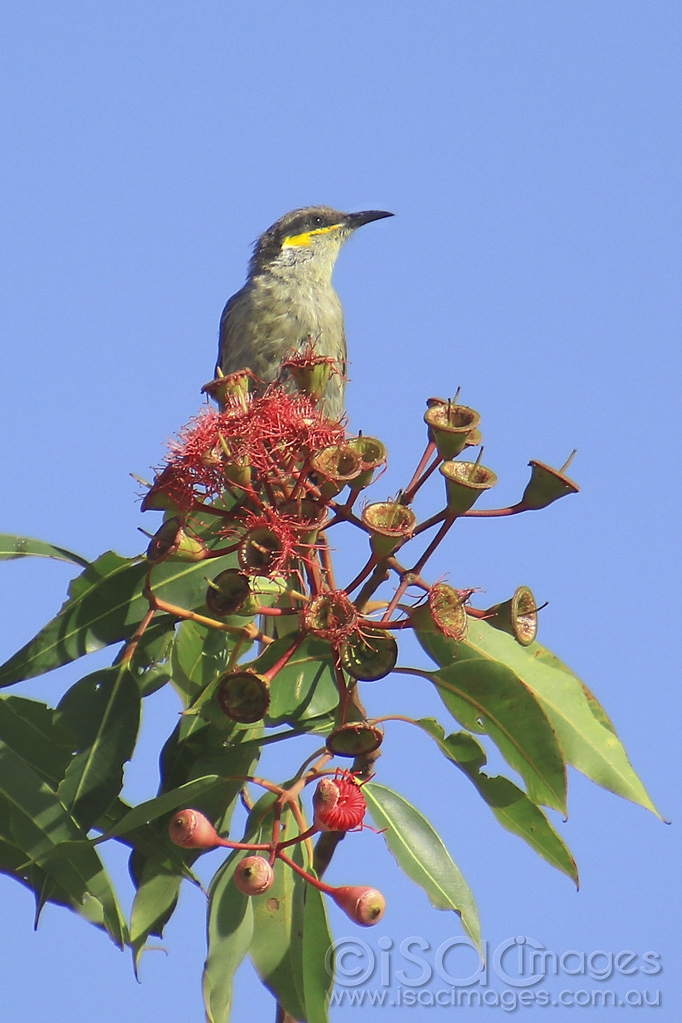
[214,206,393,418]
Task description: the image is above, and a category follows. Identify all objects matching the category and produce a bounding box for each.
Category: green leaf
[55,665,141,830]
[0,695,74,787]
[427,657,567,813]
[129,858,186,970]
[217,790,331,1023]
[0,534,90,568]
[203,850,255,1023]
[123,618,176,697]
[170,620,232,706]
[101,792,206,969]
[158,717,263,820]
[0,549,245,689]
[97,775,227,841]
[0,826,109,931]
[416,719,578,884]
[453,621,658,816]
[147,551,243,617]
[301,885,333,1023]
[202,789,280,1022]
[533,644,619,733]
[0,740,127,946]
[0,552,148,688]
[250,635,339,725]
[248,804,308,1021]
[0,814,111,932]
[363,782,481,951]
[128,722,262,958]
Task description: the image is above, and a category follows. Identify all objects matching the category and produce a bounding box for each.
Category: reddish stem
[403,440,437,496]
[463,503,524,517]
[318,533,337,590]
[412,508,448,537]
[412,514,456,574]
[215,837,271,851]
[334,662,351,721]
[276,849,336,895]
[403,452,443,503]
[345,553,379,595]
[276,825,319,851]
[263,633,305,682]
[464,606,491,619]
[380,515,455,622]
[254,605,299,617]
[120,608,155,664]
[204,542,242,558]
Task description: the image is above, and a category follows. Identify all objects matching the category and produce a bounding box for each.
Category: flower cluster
[145,384,346,512]
[168,768,383,927]
[138,375,578,944]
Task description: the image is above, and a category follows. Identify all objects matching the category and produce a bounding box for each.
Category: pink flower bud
[234,856,275,895]
[168,809,221,849]
[332,886,386,926]
[313,772,366,833]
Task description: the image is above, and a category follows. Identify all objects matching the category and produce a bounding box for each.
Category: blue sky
[1,3,680,1020]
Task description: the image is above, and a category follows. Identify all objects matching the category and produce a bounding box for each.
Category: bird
[214,206,394,419]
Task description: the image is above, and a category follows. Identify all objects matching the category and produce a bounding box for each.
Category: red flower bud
[313,772,367,833]
[234,856,275,895]
[332,886,386,926]
[168,809,222,849]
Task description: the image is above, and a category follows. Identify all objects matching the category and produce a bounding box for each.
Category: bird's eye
[312,216,324,227]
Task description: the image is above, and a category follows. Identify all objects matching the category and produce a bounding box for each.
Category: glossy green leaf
[0,695,74,787]
[0,549,244,689]
[123,618,176,696]
[0,740,127,946]
[147,549,242,616]
[248,804,308,1021]
[158,717,262,817]
[0,533,90,568]
[425,620,659,816]
[363,782,481,951]
[97,775,227,842]
[94,797,193,869]
[104,795,205,968]
[202,789,281,1022]
[0,552,147,688]
[170,619,231,706]
[0,828,108,932]
[250,635,339,724]
[416,719,578,884]
[424,657,567,813]
[128,721,262,958]
[203,849,255,1023]
[129,858,186,969]
[301,884,333,1023]
[221,789,331,1022]
[532,644,619,733]
[55,665,141,830]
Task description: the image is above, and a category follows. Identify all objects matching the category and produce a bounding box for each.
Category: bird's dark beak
[345,210,394,230]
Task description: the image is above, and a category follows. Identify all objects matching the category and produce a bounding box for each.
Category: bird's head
[249,206,393,280]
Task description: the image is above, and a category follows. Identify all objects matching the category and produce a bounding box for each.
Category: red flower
[240,386,345,476]
[142,463,198,514]
[313,770,367,832]
[155,384,346,503]
[301,590,358,645]
[231,507,297,577]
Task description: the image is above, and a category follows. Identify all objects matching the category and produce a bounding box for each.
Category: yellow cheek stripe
[282,224,343,247]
